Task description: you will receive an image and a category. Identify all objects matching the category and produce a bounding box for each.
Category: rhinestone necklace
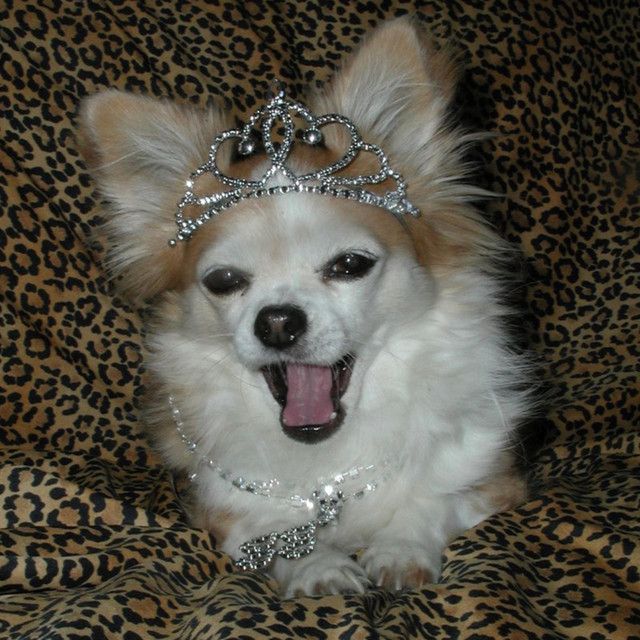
[168,395,393,570]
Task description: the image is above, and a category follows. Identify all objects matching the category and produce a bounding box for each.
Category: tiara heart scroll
[169,82,421,246]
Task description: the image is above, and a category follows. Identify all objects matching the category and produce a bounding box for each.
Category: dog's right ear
[78,91,229,303]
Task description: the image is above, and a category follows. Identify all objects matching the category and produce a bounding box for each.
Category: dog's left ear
[316,16,460,169]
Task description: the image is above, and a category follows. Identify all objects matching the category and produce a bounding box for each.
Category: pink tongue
[282,364,335,427]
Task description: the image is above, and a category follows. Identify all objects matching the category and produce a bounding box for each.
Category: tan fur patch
[472,467,528,515]
[190,507,237,546]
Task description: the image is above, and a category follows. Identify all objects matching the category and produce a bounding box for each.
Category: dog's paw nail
[361,542,438,591]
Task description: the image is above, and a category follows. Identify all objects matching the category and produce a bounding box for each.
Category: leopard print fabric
[1,1,638,637]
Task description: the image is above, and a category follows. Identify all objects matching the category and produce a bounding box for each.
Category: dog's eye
[202,268,249,295]
[324,252,377,280]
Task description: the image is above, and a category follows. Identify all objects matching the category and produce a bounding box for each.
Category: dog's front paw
[277,548,370,598]
[360,540,440,591]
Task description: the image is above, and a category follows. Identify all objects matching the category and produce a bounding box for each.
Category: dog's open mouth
[261,355,354,444]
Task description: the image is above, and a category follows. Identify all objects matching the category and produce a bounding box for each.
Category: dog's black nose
[254,305,307,349]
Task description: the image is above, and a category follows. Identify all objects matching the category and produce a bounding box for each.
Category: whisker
[228,370,262,391]
[94,150,141,171]
[348,337,412,368]
[202,350,233,375]
[201,349,264,391]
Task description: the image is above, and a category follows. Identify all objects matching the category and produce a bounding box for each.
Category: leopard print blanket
[1,1,638,638]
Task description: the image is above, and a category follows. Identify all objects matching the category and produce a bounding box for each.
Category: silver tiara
[169,83,420,245]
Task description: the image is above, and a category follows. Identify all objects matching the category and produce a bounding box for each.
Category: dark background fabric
[1,1,638,637]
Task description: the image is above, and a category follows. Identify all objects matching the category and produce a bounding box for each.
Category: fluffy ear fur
[315,17,501,268]
[78,91,230,302]
[315,17,460,174]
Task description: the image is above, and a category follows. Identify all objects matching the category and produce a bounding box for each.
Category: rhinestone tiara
[169,82,420,246]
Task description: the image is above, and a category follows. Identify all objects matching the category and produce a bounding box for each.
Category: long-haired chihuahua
[79,17,529,597]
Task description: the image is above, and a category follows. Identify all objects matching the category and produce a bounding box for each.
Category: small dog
[79,17,529,596]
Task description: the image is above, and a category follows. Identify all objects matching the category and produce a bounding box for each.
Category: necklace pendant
[236,522,318,571]
[235,489,345,572]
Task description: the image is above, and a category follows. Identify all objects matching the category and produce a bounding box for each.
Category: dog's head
[174,182,430,444]
[79,18,500,449]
